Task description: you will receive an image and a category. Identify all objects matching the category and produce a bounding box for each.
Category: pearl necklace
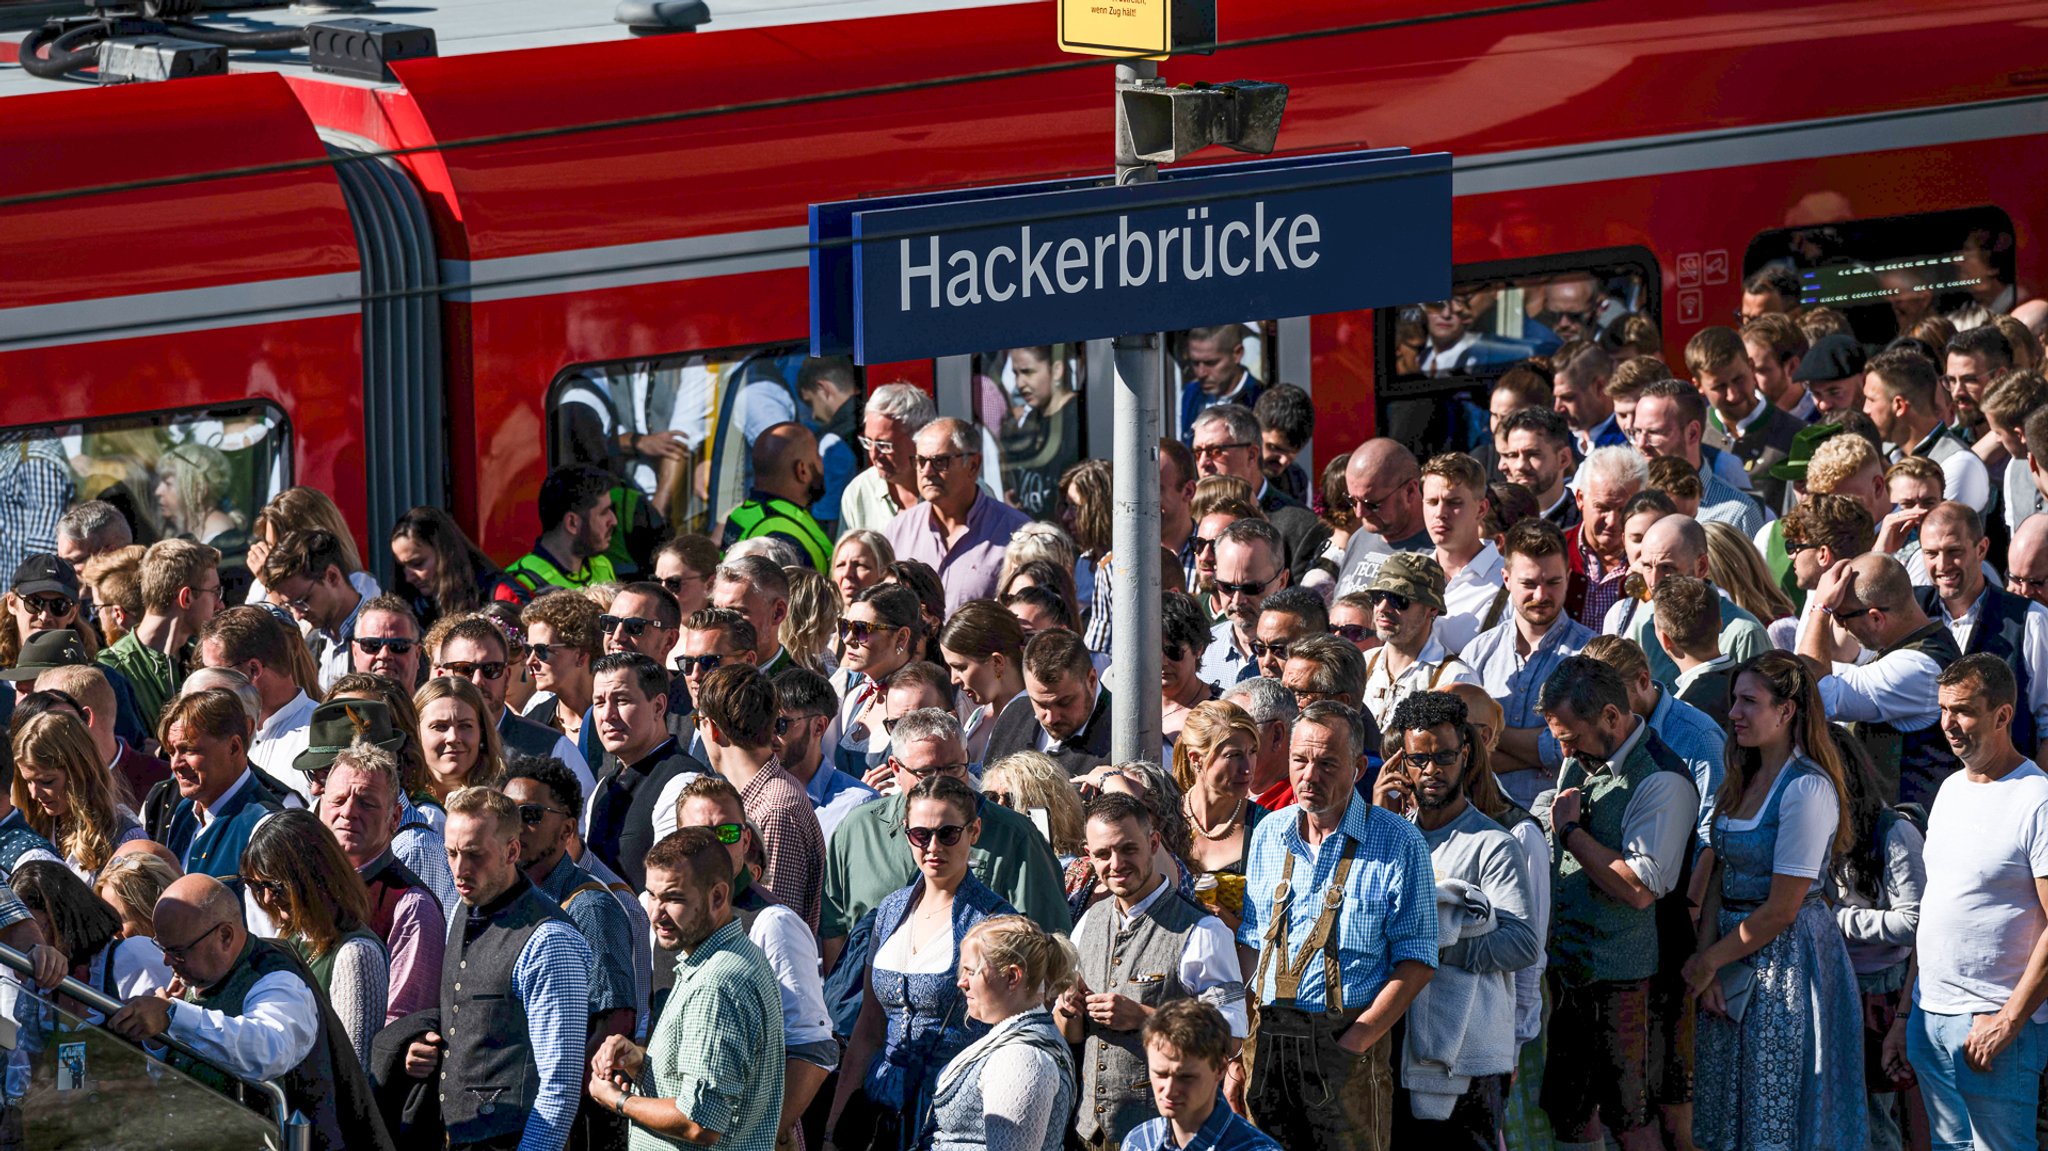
[1186,793,1246,840]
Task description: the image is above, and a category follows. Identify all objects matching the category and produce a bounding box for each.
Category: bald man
[1335,439,1432,596]
[720,421,833,571]
[109,874,390,1151]
[1800,553,1961,805]
[2011,514,2048,609]
[1602,515,1770,686]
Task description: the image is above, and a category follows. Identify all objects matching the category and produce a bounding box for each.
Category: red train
[4,0,2045,568]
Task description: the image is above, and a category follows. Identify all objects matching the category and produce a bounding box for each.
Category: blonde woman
[981,752,1086,865]
[95,850,180,940]
[781,565,842,675]
[12,712,144,883]
[1702,520,1796,626]
[410,676,505,826]
[1171,701,1266,928]
[927,914,1079,1151]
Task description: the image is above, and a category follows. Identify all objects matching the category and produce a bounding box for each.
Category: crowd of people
[0,292,2047,1151]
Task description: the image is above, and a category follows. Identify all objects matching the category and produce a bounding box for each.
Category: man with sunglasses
[684,665,825,934]
[110,873,389,1151]
[98,537,222,730]
[1335,439,1431,598]
[2010,514,2048,610]
[1801,553,1961,807]
[1251,588,1326,682]
[882,417,1031,614]
[1357,555,1476,734]
[198,606,317,799]
[351,594,423,688]
[584,652,707,893]
[675,774,837,1147]
[1191,404,1330,587]
[819,707,1068,973]
[1199,519,1290,690]
[505,755,639,1148]
[261,528,366,693]
[670,608,756,761]
[435,615,595,797]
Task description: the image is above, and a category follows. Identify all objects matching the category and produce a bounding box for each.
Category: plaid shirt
[1238,798,1437,1012]
[0,433,73,581]
[740,757,826,935]
[640,918,784,1151]
[1577,538,1630,632]
[1122,1097,1283,1150]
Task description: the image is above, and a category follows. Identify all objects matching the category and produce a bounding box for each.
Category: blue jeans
[1909,1008,2048,1151]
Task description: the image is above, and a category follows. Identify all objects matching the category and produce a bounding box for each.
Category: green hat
[1367,552,1448,615]
[1768,422,1844,483]
[293,698,404,780]
[0,629,89,682]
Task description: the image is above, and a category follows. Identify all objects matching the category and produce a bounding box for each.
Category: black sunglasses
[518,803,571,824]
[675,653,728,675]
[1248,640,1290,660]
[1214,573,1276,598]
[22,594,74,616]
[355,636,416,655]
[601,614,662,637]
[905,824,967,848]
[1822,604,1874,622]
[1334,623,1372,643]
[438,660,507,681]
[1191,535,1219,554]
[1368,590,1412,613]
[1163,643,1187,662]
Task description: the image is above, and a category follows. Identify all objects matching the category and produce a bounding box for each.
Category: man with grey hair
[53,499,132,578]
[711,555,793,677]
[1224,676,1298,810]
[1567,447,1646,630]
[819,706,1067,972]
[840,381,937,534]
[883,416,1031,613]
[1192,403,1331,585]
[318,735,445,1022]
[1335,438,1431,597]
[1201,518,1291,688]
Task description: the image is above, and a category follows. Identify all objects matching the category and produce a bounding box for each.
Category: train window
[0,403,290,601]
[1743,206,2020,346]
[970,344,1089,522]
[1376,250,1657,461]
[546,344,860,544]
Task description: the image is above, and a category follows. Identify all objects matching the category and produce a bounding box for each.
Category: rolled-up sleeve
[1619,772,1701,898]
[165,972,319,1083]
[1819,651,1942,728]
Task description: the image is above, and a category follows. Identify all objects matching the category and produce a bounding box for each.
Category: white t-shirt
[1917,759,2048,1019]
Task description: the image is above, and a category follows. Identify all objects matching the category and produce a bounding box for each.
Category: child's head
[1142,999,1234,1123]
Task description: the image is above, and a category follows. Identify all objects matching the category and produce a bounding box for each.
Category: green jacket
[97,633,178,734]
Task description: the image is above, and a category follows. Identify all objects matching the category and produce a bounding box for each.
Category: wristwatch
[1559,820,1583,843]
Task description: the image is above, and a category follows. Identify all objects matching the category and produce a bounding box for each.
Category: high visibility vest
[505,548,616,594]
[722,496,832,570]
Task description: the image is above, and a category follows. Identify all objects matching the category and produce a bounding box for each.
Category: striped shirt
[511,919,594,1151]
[1695,470,1766,537]
[639,918,785,1151]
[1122,1101,1283,1151]
[1238,798,1438,1012]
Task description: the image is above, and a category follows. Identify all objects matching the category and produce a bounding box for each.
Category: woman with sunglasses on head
[1172,702,1266,933]
[1,554,97,671]
[831,530,895,615]
[938,601,1030,770]
[12,712,145,885]
[926,914,1079,1151]
[241,808,387,1071]
[827,773,1014,1151]
[410,676,506,831]
[1159,590,1218,754]
[828,584,923,780]
[387,505,524,631]
[13,860,170,1026]
[1683,651,1863,1151]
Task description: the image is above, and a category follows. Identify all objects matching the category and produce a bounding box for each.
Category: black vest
[1916,585,2038,754]
[587,741,705,891]
[498,709,564,763]
[183,937,393,1151]
[1849,621,1963,808]
[438,877,574,1146]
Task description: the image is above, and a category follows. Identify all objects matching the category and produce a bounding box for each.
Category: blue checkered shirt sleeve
[0,438,74,580]
[512,920,594,1151]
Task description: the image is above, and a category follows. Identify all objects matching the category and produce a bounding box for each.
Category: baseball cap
[10,554,79,600]
[1366,552,1448,615]
[1768,422,1844,483]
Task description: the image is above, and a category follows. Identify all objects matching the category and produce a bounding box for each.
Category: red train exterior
[5,0,2047,559]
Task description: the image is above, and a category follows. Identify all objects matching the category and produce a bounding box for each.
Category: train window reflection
[970,344,1086,521]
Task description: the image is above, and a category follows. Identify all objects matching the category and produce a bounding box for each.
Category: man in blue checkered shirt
[1236,700,1436,1151]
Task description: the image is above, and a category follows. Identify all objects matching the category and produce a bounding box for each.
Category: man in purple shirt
[883,416,1032,614]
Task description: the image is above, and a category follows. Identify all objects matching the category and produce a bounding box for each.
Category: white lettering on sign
[896,199,1326,312]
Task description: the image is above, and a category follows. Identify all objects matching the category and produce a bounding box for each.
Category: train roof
[0,0,1018,98]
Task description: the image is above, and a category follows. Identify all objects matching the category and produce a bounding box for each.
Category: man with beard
[508,466,618,594]
[1358,554,1476,734]
[1496,408,1579,533]
[1534,656,1700,1151]
[1238,701,1436,1151]
[720,422,833,572]
[587,826,785,1151]
[1056,792,1247,1149]
[771,666,876,843]
[1863,349,1990,510]
[1914,502,2048,761]
[1384,691,1539,1148]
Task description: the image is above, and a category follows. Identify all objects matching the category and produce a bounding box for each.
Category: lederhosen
[1246,839,1394,1151]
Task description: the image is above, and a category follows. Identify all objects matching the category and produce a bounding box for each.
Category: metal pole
[1109,58,1164,765]
[0,942,309,1151]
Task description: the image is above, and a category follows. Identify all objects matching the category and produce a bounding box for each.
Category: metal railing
[0,941,310,1151]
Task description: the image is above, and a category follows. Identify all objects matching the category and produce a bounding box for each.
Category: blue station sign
[810,148,1451,364]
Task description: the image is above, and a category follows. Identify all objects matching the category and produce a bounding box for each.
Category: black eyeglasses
[905,824,967,848]
[675,653,728,675]
[355,636,416,655]
[1368,590,1413,613]
[1334,624,1372,643]
[21,594,74,616]
[438,660,507,681]
[158,921,226,962]
[518,803,571,824]
[707,822,744,844]
[1405,747,1465,768]
[601,614,662,637]
[1214,572,1277,598]
[1248,640,1290,660]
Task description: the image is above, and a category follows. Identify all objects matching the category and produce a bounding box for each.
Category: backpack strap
[559,881,612,912]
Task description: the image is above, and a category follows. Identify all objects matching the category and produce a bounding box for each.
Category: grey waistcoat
[1074,886,1211,1143]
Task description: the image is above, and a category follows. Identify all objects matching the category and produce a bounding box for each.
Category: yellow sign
[1059,0,1212,58]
